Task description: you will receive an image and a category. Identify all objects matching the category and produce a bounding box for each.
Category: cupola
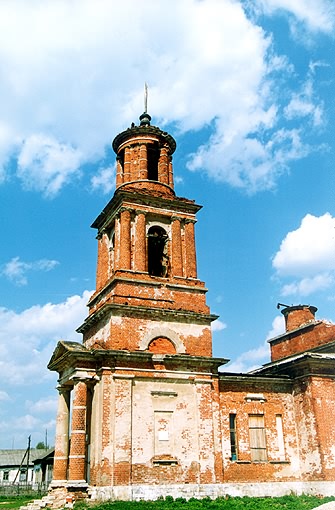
[112,112,176,195]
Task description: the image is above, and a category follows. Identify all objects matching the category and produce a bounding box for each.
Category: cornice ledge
[77,303,218,334]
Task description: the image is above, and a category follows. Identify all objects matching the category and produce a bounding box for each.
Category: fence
[0,482,48,497]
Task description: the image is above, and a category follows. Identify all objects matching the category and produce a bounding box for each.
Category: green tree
[35,441,47,449]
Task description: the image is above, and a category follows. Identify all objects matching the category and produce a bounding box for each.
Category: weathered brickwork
[269,305,335,361]
[219,377,300,482]
[48,114,335,505]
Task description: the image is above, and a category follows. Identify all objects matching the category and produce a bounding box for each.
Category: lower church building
[48,112,335,504]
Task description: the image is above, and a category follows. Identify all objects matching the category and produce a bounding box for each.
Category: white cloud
[1,256,59,286]
[0,390,10,401]
[188,125,310,194]
[284,79,324,127]
[273,213,335,297]
[26,396,58,415]
[253,0,335,34]
[266,314,286,339]
[0,290,92,447]
[224,315,286,373]
[281,273,333,297]
[273,213,335,276]
[0,290,92,386]
[0,0,329,195]
[224,341,270,373]
[17,134,83,197]
[91,165,115,195]
[211,319,227,332]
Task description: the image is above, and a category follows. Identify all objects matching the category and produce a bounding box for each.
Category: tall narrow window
[147,143,159,180]
[249,414,267,462]
[276,414,286,461]
[117,149,125,172]
[229,413,238,461]
[148,226,169,277]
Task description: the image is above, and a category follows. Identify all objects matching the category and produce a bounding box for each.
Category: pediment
[47,340,88,370]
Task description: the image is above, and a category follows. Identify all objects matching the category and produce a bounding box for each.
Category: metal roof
[0,449,49,468]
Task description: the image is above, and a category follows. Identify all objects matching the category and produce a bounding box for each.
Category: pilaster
[113,375,133,485]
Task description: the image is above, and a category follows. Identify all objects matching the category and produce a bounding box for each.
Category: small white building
[0,448,53,487]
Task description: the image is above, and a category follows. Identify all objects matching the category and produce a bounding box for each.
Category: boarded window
[249,414,267,462]
[229,414,238,461]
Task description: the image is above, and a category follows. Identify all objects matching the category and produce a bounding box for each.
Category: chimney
[281,305,317,332]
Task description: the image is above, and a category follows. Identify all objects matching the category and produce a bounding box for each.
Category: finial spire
[144,82,148,114]
[139,82,151,126]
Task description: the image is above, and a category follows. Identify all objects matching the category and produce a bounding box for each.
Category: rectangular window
[249,414,267,462]
[19,468,27,482]
[3,470,9,481]
[276,414,286,461]
[229,413,238,461]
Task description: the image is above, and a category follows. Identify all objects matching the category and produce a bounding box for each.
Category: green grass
[75,495,335,510]
[0,496,34,509]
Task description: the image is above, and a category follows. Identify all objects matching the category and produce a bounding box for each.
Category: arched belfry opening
[147,142,159,181]
[148,226,169,277]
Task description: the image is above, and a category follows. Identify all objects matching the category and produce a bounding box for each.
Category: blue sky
[0,0,334,449]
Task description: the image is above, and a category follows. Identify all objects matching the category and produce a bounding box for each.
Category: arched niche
[139,327,186,354]
[148,337,176,354]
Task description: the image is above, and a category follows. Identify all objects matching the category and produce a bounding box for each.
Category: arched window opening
[148,226,169,277]
[117,149,125,173]
[109,230,115,250]
[148,336,176,354]
[147,143,159,181]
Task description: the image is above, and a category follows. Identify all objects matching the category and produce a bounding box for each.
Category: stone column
[171,216,183,277]
[134,211,146,272]
[68,379,88,482]
[119,208,131,270]
[52,386,71,483]
[139,144,147,180]
[158,145,169,184]
[185,219,197,278]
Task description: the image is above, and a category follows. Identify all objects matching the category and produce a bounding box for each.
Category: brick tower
[48,112,227,500]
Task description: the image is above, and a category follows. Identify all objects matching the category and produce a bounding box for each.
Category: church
[48,112,335,504]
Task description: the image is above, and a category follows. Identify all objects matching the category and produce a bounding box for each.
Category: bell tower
[49,112,227,497]
[79,111,216,357]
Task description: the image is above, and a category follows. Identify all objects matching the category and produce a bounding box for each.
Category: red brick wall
[270,322,335,362]
[219,378,300,482]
